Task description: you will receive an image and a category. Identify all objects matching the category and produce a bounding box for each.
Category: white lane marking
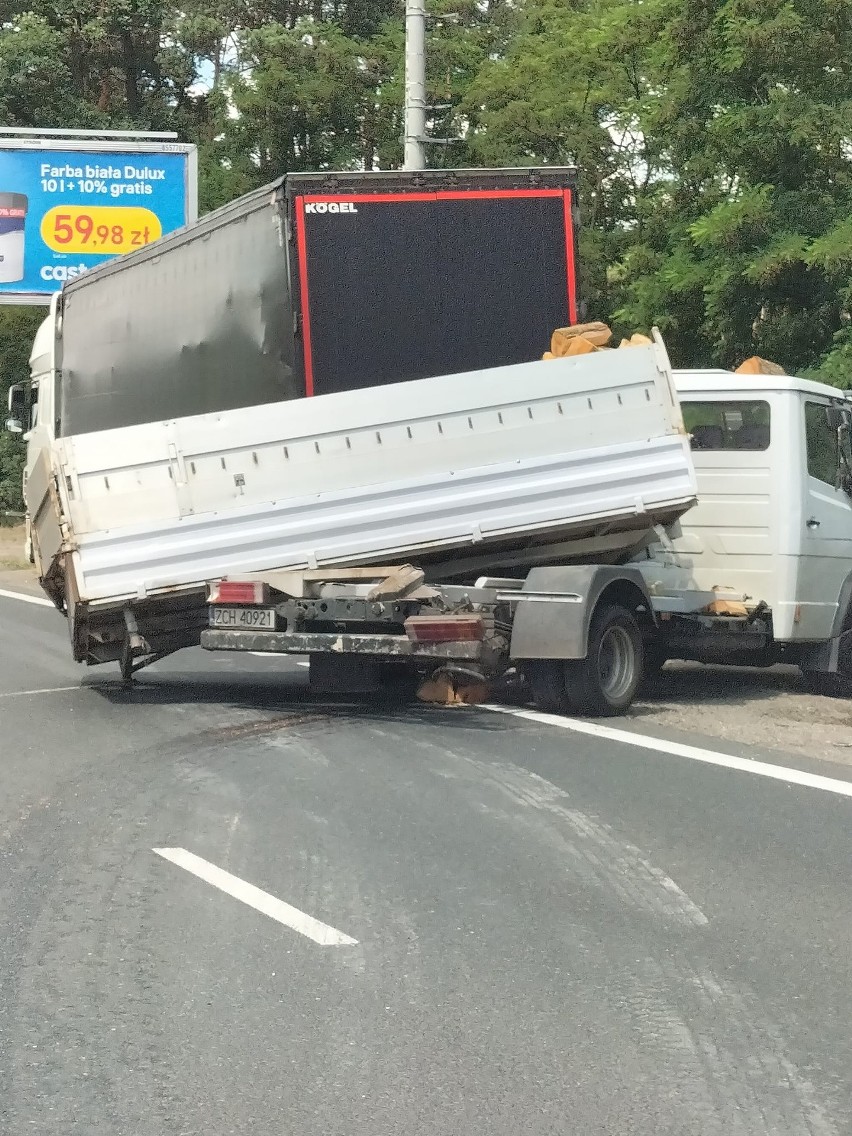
[248,653,310,668]
[153,847,358,946]
[0,586,53,608]
[486,706,852,800]
[0,685,80,699]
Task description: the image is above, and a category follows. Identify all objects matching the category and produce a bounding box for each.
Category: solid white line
[248,653,310,668]
[486,705,852,800]
[0,586,52,608]
[153,847,358,946]
[0,685,80,699]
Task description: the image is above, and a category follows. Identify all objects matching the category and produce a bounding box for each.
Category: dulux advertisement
[0,141,197,303]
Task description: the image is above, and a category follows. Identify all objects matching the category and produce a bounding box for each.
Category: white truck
[7,168,852,713]
[196,364,852,708]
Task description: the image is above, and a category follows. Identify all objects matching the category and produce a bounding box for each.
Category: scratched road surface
[1,590,850,1135]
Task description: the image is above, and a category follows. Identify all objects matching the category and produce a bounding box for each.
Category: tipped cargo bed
[34,334,697,667]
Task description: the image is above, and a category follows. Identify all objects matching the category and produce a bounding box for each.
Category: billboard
[0,138,197,304]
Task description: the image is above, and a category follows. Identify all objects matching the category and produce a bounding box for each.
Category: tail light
[209,580,268,605]
[405,615,485,643]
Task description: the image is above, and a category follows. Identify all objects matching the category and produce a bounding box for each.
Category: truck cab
[644,370,852,677]
[8,304,59,572]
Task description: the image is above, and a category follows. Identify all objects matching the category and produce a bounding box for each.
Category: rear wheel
[639,639,669,692]
[525,603,644,718]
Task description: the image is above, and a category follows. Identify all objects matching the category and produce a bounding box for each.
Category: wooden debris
[704,599,749,617]
[456,681,491,705]
[416,672,491,706]
[551,321,613,355]
[565,336,598,357]
[735,356,786,376]
[367,564,425,601]
[417,673,459,704]
[541,324,654,360]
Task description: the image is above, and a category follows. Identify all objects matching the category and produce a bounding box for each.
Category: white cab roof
[29,315,53,369]
[673,368,850,401]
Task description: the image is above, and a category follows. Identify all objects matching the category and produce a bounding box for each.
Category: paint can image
[0,192,28,283]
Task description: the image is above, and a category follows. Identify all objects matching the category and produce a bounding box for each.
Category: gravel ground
[2,521,849,769]
[633,665,852,770]
[0,522,26,570]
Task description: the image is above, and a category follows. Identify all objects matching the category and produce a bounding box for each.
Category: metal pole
[404,0,427,170]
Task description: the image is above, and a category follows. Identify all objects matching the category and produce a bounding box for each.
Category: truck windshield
[682,400,771,451]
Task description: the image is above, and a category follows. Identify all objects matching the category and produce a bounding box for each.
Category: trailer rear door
[288,169,580,398]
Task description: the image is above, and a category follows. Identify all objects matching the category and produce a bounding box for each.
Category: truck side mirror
[6,380,29,437]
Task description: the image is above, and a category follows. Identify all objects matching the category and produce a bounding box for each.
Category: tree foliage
[615,0,852,375]
[0,0,851,506]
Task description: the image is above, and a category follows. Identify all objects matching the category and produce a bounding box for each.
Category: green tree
[0,307,43,512]
[613,0,852,377]
[0,432,25,512]
[461,0,668,329]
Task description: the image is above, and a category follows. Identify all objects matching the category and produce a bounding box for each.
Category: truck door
[798,397,852,639]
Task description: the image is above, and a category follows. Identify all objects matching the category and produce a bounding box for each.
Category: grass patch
[0,524,28,570]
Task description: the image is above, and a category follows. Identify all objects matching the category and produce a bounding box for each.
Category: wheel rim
[596,625,636,703]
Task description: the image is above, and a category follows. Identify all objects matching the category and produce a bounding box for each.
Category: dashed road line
[153,847,358,946]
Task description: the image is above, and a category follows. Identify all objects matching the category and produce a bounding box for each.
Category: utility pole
[403,0,427,171]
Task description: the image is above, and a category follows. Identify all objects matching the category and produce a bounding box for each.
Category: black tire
[643,640,668,677]
[524,659,570,714]
[639,639,669,692]
[802,670,852,698]
[525,604,644,718]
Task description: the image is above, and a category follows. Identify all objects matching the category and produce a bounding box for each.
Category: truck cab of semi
[5,305,58,569]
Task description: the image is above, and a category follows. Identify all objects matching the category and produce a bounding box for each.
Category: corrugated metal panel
[72,437,694,602]
[54,167,582,437]
[58,180,297,435]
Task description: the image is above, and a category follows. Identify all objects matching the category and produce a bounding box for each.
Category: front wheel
[525,604,644,718]
[803,625,852,698]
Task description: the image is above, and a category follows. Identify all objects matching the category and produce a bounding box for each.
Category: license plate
[209,606,276,630]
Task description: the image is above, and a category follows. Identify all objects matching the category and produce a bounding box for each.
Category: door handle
[807,517,821,529]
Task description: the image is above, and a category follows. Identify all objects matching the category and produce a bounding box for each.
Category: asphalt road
[1,590,851,1135]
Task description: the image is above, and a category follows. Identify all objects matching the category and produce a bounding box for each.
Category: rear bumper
[201,628,491,664]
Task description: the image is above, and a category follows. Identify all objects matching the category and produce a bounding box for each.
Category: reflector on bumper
[404,615,485,643]
[208,580,269,605]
